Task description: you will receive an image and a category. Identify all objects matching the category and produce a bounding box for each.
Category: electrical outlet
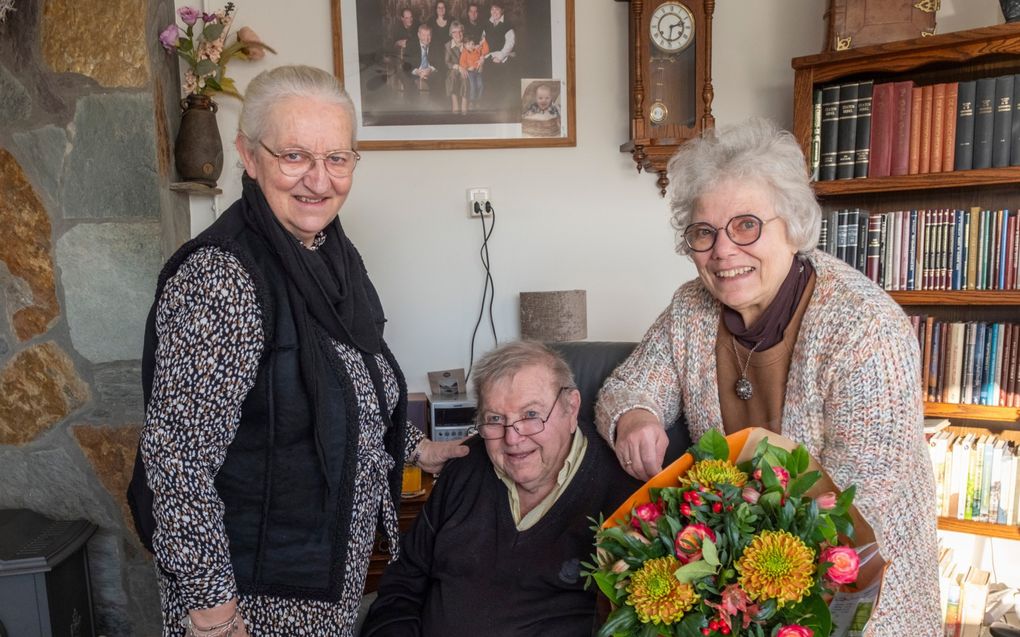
[467,187,492,217]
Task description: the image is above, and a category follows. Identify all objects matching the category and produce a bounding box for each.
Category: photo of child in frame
[520,78,562,137]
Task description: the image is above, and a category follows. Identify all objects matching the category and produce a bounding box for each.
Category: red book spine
[943,81,959,172]
[931,83,947,173]
[869,83,895,178]
[891,81,914,176]
[1003,323,1015,406]
[920,84,934,173]
[909,86,923,174]
[1011,321,1020,407]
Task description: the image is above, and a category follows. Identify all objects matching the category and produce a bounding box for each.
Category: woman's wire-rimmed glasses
[475,386,573,440]
[257,140,361,178]
[682,213,780,253]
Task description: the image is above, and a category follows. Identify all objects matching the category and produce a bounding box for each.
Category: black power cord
[466,200,497,383]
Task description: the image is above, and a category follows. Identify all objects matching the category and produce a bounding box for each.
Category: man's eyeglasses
[258,140,361,178]
[682,214,779,253]
[475,387,572,440]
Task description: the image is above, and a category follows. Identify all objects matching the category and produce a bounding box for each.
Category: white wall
[179,0,1002,395]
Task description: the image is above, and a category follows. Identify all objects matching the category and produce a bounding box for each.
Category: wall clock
[618,0,715,196]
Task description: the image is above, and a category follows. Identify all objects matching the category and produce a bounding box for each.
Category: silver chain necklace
[731,337,761,400]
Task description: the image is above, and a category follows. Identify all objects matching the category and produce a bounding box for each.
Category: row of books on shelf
[812,73,1020,181]
[817,207,1020,291]
[909,317,1020,407]
[939,545,990,637]
[928,428,1020,525]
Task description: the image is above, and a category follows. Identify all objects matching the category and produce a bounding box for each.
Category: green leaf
[639,623,662,637]
[759,464,780,490]
[836,485,857,514]
[696,429,730,461]
[702,538,720,567]
[598,606,638,637]
[593,571,623,606]
[179,38,193,53]
[203,23,225,41]
[751,598,778,622]
[674,559,717,583]
[787,471,820,500]
[791,445,810,475]
[677,613,705,637]
[790,593,833,637]
[195,59,218,77]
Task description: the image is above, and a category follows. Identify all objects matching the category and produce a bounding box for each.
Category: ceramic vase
[174,94,223,187]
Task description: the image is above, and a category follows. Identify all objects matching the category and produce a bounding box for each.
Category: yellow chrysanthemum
[682,459,748,489]
[625,556,699,625]
[736,530,816,607]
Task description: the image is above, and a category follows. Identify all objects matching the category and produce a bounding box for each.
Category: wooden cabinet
[791,24,1020,539]
[363,473,434,594]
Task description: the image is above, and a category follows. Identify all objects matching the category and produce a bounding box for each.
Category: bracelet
[182,608,241,637]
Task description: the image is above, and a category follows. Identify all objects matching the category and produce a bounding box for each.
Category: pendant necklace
[731,337,761,400]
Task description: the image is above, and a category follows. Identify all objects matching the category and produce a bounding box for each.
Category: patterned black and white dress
[142,246,423,637]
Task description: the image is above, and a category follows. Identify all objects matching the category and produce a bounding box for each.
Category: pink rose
[741,486,760,504]
[159,24,179,52]
[177,6,200,25]
[753,465,790,488]
[776,625,813,637]
[820,545,860,584]
[674,523,716,564]
[815,491,838,510]
[630,501,664,529]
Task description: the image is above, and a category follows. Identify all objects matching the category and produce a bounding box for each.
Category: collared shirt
[494,428,588,531]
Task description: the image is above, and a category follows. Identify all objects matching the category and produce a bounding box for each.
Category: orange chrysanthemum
[626,556,699,625]
[682,459,748,489]
[736,530,815,607]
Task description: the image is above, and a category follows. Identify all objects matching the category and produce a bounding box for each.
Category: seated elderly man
[361,341,641,636]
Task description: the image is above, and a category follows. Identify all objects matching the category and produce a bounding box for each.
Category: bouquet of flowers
[586,428,885,637]
[158,3,275,99]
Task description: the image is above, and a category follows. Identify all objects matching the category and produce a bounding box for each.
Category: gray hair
[238,65,357,152]
[666,118,821,254]
[472,341,575,425]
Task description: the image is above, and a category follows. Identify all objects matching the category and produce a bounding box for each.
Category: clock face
[649,101,669,124]
[650,2,695,54]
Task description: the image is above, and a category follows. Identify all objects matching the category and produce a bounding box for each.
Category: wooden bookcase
[791,23,1020,539]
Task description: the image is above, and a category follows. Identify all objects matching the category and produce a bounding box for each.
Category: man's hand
[414,438,469,475]
[614,409,668,481]
[395,38,408,49]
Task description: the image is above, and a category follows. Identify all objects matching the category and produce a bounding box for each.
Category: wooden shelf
[925,403,1020,423]
[889,291,1020,306]
[812,167,1020,197]
[938,516,1020,540]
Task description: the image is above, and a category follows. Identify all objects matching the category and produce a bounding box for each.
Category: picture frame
[331,0,575,149]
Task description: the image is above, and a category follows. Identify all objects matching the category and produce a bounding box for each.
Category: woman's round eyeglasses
[682,214,779,252]
[474,387,572,440]
[258,140,361,178]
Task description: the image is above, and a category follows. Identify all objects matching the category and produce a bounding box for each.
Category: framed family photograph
[331,0,575,149]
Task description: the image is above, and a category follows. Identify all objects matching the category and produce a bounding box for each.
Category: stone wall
[0,1,188,634]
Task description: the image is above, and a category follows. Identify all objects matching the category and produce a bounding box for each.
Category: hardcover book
[919,84,934,173]
[943,81,959,172]
[1011,73,1020,166]
[836,82,860,179]
[992,74,1015,167]
[891,80,914,176]
[811,88,823,180]
[973,77,997,169]
[868,82,894,178]
[909,85,923,174]
[955,80,977,171]
[930,83,947,172]
[853,80,873,178]
[820,85,841,181]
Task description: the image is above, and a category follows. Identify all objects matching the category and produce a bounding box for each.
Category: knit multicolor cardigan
[596,250,940,636]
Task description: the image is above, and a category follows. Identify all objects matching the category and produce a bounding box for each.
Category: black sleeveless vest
[130,205,407,602]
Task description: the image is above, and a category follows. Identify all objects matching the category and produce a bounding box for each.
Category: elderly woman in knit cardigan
[595,118,939,635]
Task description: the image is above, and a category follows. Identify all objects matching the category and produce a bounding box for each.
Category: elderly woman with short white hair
[595,118,939,636]
[133,65,466,636]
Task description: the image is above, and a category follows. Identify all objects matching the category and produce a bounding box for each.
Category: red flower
[741,486,760,504]
[674,523,716,564]
[820,545,860,584]
[814,491,837,510]
[630,501,664,529]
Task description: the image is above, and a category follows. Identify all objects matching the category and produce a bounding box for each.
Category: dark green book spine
[992,75,1014,167]
[836,82,859,180]
[854,80,873,178]
[955,80,976,170]
[819,85,840,181]
[973,77,996,169]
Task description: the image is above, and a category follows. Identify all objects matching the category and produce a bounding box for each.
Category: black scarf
[239,175,386,485]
